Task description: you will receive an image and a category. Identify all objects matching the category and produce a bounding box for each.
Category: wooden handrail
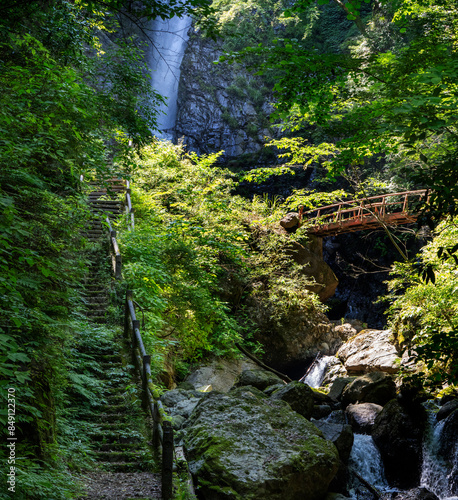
[97,176,195,499]
[106,217,122,279]
[125,180,135,231]
[302,189,428,216]
[124,291,197,500]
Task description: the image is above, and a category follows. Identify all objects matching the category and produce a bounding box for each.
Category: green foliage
[119,142,248,364]
[222,0,458,218]
[118,141,326,375]
[385,220,458,389]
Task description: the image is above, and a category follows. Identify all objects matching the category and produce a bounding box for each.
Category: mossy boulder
[270,381,315,420]
[234,369,284,391]
[184,388,340,500]
[341,372,396,407]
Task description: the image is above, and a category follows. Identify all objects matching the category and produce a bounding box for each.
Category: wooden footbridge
[303,189,429,237]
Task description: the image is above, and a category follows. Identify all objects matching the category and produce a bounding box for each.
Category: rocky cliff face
[176,30,277,161]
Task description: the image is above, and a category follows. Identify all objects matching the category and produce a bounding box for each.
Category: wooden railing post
[162,421,174,500]
[143,355,151,388]
[124,290,133,339]
[132,319,140,367]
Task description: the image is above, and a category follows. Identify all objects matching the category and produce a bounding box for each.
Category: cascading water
[300,355,335,388]
[347,434,393,499]
[421,404,458,500]
[149,12,191,138]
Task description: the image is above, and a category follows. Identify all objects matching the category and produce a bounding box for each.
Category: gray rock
[234,369,284,391]
[388,487,439,499]
[345,402,383,433]
[372,399,427,489]
[437,398,458,422]
[263,383,286,396]
[184,389,340,500]
[270,381,315,420]
[337,329,401,373]
[313,421,354,463]
[176,31,276,160]
[328,377,356,402]
[312,404,333,420]
[280,212,300,229]
[185,357,258,392]
[160,388,205,428]
[341,371,396,407]
[160,388,195,407]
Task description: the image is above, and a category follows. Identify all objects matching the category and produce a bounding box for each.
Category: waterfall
[149,13,191,138]
[300,355,334,388]
[421,404,458,500]
[348,434,393,499]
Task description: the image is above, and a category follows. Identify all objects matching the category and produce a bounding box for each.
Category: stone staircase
[77,177,161,499]
[83,178,125,323]
[75,337,161,499]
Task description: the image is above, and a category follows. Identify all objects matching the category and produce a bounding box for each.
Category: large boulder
[185,358,258,392]
[337,329,401,374]
[184,388,340,500]
[234,369,285,391]
[328,377,356,402]
[341,372,396,407]
[280,212,300,230]
[345,403,383,434]
[270,381,315,420]
[160,389,206,430]
[312,421,354,463]
[372,399,427,489]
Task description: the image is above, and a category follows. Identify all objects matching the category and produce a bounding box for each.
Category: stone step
[98,461,149,473]
[96,442,140,452]
[86,297,109,305]
[100,354,124,363]
[87,432,143,444]
[94,450,148,463]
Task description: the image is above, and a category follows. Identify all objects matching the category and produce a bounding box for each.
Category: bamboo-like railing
[105,217,122,279]
[103,179,195,499]
[303,189,429,237]
[124,290,174,500]
[125,180,135,231]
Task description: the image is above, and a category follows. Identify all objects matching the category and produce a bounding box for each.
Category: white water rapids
[421,404,458,500]
[300,360,458,498]
[348,434,393,499]
[300,355,335,388]
[149,13,191,137]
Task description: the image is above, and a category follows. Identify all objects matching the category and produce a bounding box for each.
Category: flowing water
[421,404,458,499]
[348,434,393,499]
[300,355,335,388]
[149,12,191,137]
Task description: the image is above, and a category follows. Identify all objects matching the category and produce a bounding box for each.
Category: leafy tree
[386,220,458,389]
[221,0,458,219]
[0,0,216,482]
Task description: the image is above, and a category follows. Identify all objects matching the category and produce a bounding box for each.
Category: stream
[303,362,458,499]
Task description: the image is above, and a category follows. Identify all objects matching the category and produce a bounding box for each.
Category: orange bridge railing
[303,189,429,237]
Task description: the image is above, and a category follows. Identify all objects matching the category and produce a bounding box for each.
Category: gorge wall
[175,30,277,162]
